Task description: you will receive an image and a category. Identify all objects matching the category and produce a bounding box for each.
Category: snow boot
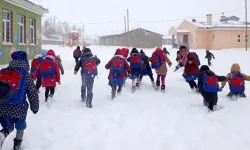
[111,86,117,99]
[81,94,86,102]
[155,81,160,90]
[161,85,165,92]
[131,86,136,93]
[208,102,214,111]
[0,129,9,148]
[227,92,233,97]
[136,83,140,88]
[151,81,156,88]
[13,138,22,150]
[86,104,93,108]
[117,86,122,95]
[240,92,246,98]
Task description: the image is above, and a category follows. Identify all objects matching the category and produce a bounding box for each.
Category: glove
[58,81,61,85]
[174,65,180,72]
[169,63,172,67]
[74,71,77,75]
[32,111,38,114]
[219,87,223,92]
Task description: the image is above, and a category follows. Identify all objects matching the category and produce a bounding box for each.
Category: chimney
[206,14,212,25]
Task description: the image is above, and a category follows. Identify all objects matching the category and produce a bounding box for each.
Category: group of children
[174,46,250,111]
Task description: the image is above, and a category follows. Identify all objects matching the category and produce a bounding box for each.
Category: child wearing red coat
[34,49,61,102]
[105,49,131,99]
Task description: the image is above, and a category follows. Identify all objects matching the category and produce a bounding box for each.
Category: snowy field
[2,45,250,150]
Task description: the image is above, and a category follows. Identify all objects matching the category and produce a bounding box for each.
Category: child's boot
[13,138,22,150]
[131,86,136,93]
[155,81,160,90]
[0,129,9,148]
[161,85,165,92]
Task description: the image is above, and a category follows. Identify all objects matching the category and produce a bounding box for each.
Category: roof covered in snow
[188,20,250,29]
[4,0,48,15]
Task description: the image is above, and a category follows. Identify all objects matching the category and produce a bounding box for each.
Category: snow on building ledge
[5,0,49,16]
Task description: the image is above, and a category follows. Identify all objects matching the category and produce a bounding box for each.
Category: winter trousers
[111,85,122,98]
[140,75,154,83]
[35,76,42,91]
[0,117,25,140]
[132,77,140,87]
[187,80,197,89]
[207,58,212,66]
[75,57,80,64]
[45,87,55,101]
[157,75,165,86]
[81,75,94,106]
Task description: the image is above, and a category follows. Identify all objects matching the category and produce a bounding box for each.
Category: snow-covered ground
[2,45,250,150]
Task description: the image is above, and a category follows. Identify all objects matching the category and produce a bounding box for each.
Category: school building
[0,0,48,64]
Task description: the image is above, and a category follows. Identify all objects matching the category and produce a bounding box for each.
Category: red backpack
[81,57,98,77]
[40,58,56,78]
[73,49,81,58]
[110,57,125,74]
[130,54,142,69]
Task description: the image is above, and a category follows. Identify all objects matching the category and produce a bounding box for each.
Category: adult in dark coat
[198,65,226,111]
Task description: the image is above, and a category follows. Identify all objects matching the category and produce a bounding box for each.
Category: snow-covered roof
[5,0,48,15]
[188,20,250,29]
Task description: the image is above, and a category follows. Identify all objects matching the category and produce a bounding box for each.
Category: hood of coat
[130,48,139,55]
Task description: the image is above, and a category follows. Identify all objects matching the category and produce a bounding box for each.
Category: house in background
[0,0,48,64]
[99,28,163,48]
[162,35,176,46]
[168,14,250,49]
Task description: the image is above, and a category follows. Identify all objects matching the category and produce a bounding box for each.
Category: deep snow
[2,45,250,150]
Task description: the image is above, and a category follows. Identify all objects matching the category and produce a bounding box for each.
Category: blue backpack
[150,53,162,69]
[202,73,220,92]
[110,57,125,74]
[229,72,245,93]
[81,57,98,77]
[130,54,142,69]
[188,52,200,66]
[40,58,56,78]
[0,68,26,104]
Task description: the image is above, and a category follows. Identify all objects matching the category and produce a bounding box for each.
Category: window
[18,15,25,43]
[237,35,241,42]
[30,18,36,44]
[2,10,12,43]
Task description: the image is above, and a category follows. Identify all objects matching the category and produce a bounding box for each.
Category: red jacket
[105,55,131,79]
[121,48,129,59]
[34,50,61,87]
[152,48,166,62]
[184,53,199,75]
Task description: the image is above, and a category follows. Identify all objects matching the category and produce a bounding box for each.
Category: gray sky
[32,0,249,38]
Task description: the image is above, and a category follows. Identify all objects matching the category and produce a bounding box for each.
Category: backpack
[229,72,245,93]
[73,49,81,58]
[40,58,56,78]
[130,54,142,69]
[150,53,163,69]
[110,57,125,74]
[81,57,98,77]
[0,68,26,104]
[202,73,220,92]
[188,52,200,66]
[31,57,42,74]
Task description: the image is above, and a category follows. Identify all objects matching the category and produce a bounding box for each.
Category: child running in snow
[220,63,250,99]
[74,48,101,108]
[127,48,143,93]
[105,49,131,99]
[0,51,39,150]
[139,50,155,87]
[73,46,82,64]
[175,46,200,91]
[31,54,43,92]
[33,49,61,103]
[205,49,215,66]
[150,48,172,92]
[198,65,226,111]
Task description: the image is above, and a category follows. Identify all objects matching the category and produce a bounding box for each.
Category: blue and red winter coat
[34,50,61,87]
[127,48,142,78]
[105,55,131,80]
[0,59,39,120]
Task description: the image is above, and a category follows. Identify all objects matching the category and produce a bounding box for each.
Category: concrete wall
[196,29,250,49]
[0,1,42,64]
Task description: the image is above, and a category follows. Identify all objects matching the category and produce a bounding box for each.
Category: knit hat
[11,51,28,61]
[77,46,80,50]
[199,65,210,72]
[47,49,56,58]
[83,48,91,53]
[140,50,145,55]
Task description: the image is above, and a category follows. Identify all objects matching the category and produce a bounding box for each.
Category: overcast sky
[32,0,249,38]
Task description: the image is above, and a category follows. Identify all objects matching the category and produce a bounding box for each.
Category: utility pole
[245,0,248,51]
[124,16,127,47]
[127,9,129,32]
[124,16,127,33]
[82,25,85,46]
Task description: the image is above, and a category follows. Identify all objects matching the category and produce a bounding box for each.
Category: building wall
[0,1,42,64]
[177,21,198,49]
[195,29,250,49]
